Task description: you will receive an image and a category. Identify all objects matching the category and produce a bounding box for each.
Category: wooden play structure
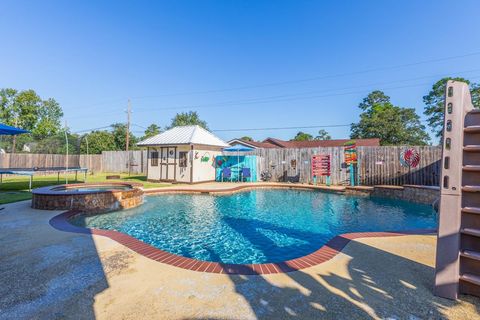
[434,80,480,299]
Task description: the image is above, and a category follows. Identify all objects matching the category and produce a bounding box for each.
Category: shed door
[160,147,177,181]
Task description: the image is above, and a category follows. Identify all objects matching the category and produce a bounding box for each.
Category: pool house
[137,125,229,183]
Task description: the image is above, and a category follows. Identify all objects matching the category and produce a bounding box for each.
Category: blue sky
[1,1,480,143]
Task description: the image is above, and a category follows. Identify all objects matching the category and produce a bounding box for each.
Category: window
[179,151,188,168]
[151,151,159,166]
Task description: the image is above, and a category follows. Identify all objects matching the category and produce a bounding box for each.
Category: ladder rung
[462,207,480,215]
[460,273,480,286]
[465,125,480,133]
[464,145,480,152]
[463,185,480,192]
[463,165,480,172]
[462,228,480,237]
[461,250,480,262]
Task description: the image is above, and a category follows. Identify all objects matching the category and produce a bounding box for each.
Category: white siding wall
[146,145,222,183]
[192,148,222,183]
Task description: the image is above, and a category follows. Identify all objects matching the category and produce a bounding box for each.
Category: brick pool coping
[144,183,346,196]
[50,209,435,275]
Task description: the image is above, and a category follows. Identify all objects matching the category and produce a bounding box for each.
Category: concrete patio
[1,194,479,319]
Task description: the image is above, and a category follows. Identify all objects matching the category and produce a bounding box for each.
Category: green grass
[0,191,32,205]
[0,172,171,204]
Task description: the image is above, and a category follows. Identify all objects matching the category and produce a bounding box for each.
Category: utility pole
[126,99,131,175]
[65,120,69,184]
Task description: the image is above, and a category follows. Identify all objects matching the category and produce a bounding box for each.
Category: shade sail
[223,144,254,152]
[0,123,29,135]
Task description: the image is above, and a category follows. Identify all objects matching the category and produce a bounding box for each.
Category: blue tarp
[0,123,29,135]
[215,155,257,182]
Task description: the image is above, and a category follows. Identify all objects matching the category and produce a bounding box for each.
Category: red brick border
[144,183,345,196]
[50,210,435,275]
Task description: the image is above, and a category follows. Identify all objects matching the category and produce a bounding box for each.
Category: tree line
[287,77,479,145]
[1,77,479,154]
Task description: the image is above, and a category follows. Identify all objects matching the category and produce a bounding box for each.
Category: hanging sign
[344,141,357,165]
[312,155,331,177]
[400,148,420,168]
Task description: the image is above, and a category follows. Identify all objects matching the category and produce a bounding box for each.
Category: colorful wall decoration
[400,148,421,168]
[200,152,210,162]
[343,141,357,164]
[311,154,331,186]
[311,155,330,177]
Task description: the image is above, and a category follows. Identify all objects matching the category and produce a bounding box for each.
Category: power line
[131,123,148,129]
[73,125,113,134]
[132,78,480,113]
[66,70,480,120]
[212,124,352,132]
[65,51,480,113]
[128,50,480,98]
[75,118,432,135]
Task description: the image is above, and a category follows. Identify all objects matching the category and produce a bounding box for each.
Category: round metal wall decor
[400,148,420,168]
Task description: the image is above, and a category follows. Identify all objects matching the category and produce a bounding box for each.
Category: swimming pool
[70,189,437,264]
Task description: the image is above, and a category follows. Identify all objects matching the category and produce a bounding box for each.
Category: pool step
[461,228,480,237]
[461,250,480,262]
[460,273,480,286]
[462,207,480,215]
[462,185,480,192]
[463,165,480,172]
[464,145,480,152]
[464,125,480,133]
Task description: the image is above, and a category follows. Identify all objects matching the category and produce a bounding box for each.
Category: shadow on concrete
[187,217,479,319]
[0,203,110,319]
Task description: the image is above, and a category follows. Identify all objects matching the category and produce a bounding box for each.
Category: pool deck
[1,183,479,319]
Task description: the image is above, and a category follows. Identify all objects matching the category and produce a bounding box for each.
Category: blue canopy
[0,123,29,135]
[223,144,254,152]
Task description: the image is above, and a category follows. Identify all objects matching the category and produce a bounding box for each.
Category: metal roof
[137,125,229,147]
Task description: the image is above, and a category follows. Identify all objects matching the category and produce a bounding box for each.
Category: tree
[240,136,254,141]
[358,90,391,111]
[33,130,79,154]
[32,98,64,139]
[111,123,138,150]
[351,91,429,146]
[315,129,331,140]
[0,88,64,151]
[292,131,313,141]
[423,77,480,140]
[80,131,117,154]
[143,124,161,139]
[167,111,208,130]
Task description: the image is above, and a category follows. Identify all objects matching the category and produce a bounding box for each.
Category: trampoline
[0,167,88,190]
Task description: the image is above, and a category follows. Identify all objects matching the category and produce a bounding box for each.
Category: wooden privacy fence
[0,153,103,172]
[0,146,442,185]
[253,146,442,186]
[356,146,442,186]
[101,151,147,174]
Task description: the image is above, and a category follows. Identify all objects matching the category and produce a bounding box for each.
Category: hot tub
[32,182,144,213]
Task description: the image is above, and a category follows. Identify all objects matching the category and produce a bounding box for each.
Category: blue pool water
[70,189,437,264]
